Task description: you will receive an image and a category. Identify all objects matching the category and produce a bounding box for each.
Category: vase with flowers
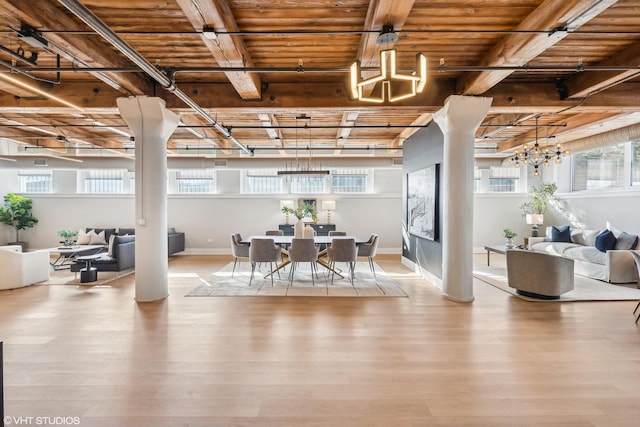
[503,228,517,248]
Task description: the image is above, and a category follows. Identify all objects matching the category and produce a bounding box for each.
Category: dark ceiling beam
[175,0,261,100]
[456,0,619,95]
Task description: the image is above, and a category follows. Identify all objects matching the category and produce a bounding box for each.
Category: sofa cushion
[118,227,135,236]
[563,245,607,265]
[530,241,582,257]
[595,229,616,252]
[614,231,638,250]
[551,225,572,243]
[583,229,601,247]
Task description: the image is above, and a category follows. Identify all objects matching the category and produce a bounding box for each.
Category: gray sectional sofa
[528,226,638,284]
[70,227,185,274]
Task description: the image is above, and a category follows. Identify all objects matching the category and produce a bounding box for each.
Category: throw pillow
[571,228,585,245]
[76,229,91,245]
[551,225,572,243]
[595,229,617,252]
[614,231,638,250]
[583,229,601,247]
[107,234,116,257]
[89,230,108,245]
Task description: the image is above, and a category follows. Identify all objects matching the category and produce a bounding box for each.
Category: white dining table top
[241,235,368,245]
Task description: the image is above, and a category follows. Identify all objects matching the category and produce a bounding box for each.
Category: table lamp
[322,200,336,223]
[526,213,544,237]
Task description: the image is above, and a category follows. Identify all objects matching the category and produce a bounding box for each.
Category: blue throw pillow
[595,229,617,252]
[551,225,571,243]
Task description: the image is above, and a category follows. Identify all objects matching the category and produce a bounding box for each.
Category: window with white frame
[19,170,52,193]
[244,169,282,194]
[291,174,327,194]
[175,169,215,193]
[572,143,625,191]
[473,168,481,192]
[83,169,127,193]
[631,140,640,186]
[331,169,368,193]
[488,166,520,192]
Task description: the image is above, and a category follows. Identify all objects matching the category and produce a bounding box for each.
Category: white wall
[0,168,403,253]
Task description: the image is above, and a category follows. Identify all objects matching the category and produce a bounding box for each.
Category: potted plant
[0,193,38,250]
[503,228,517,248]
[57,229,78,247]
[281,202,317,237]
[520,183,557,236]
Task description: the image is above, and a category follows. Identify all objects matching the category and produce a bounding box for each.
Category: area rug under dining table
[185,261,408,297]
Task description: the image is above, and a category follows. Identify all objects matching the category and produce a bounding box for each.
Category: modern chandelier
[277,115,330,176]
[508,117,570,176]
[350,26,427,103]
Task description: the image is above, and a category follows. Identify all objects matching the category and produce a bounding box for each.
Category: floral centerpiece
[281,202,318,223]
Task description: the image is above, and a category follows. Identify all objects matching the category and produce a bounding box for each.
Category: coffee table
[48,245,106,270]
[484,245,509,266]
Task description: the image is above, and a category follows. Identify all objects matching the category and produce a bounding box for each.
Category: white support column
[117,96,180,302]
[433,95,492,302]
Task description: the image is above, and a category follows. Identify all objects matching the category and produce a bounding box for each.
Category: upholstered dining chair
[265,230,284,236]
[328,231,347,236]
[249,237,281,286]
[230,233,250,278]
[357,234,379,277]
[287,238,320,286]
[629,251,640,323]
[327,238,357,286]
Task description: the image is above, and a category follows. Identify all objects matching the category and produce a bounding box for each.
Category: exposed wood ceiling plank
[175,0,261,100]
[564,42,640,99]
[456,0,619,95]
[390,113,432,149]
[0,0,152,95]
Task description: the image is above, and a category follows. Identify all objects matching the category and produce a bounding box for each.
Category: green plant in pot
[519,182,557,237]
[0,193,38,250]
[57,229,78,247]
[503,228,517,248]
[281,202,317,223]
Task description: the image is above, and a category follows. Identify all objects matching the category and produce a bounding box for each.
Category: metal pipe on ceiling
[56,0,253,157]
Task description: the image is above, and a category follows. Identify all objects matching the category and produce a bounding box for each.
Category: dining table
[240,235,368,278]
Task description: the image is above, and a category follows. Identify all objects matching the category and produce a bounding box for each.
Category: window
[572,143,625,191]
[489,167,520,192]
[631,141,640,186]
[83,169,125,193]
[291,175,326,193]
[245,169,282,194]
[331,169,368,193]
[19,170,52,193]
[175,169,215,193]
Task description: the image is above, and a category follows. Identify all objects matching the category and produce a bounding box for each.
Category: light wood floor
[1,254,639,427]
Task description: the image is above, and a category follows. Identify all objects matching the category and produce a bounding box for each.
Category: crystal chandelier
[508,117,570,176]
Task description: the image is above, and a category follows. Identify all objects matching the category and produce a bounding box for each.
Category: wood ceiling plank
[0,0,152,95]
[456,0,619,95]
[175,0,261,100]
[564,41,640,98]
[389,113,432,149]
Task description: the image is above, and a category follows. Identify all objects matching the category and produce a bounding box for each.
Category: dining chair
[265,230,284,236]
[357,234,379,277]
[230,233,249,278]
[249,237,281,286]
[328,231,347,236]
[327,238,357,286]
[287,238,319,286]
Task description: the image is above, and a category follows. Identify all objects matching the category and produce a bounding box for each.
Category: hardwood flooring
[1,254,639,426]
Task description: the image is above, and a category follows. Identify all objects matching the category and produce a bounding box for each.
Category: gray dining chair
[357,234,379,277]
[327,238,357,286]
[629,251,640,323]
[230,233,249,277]
[287,238,319,286]
[249,237,281,286]
[328,231,347,236]
[265,230,284,236]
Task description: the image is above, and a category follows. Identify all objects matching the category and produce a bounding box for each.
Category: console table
[279,223,336,236]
